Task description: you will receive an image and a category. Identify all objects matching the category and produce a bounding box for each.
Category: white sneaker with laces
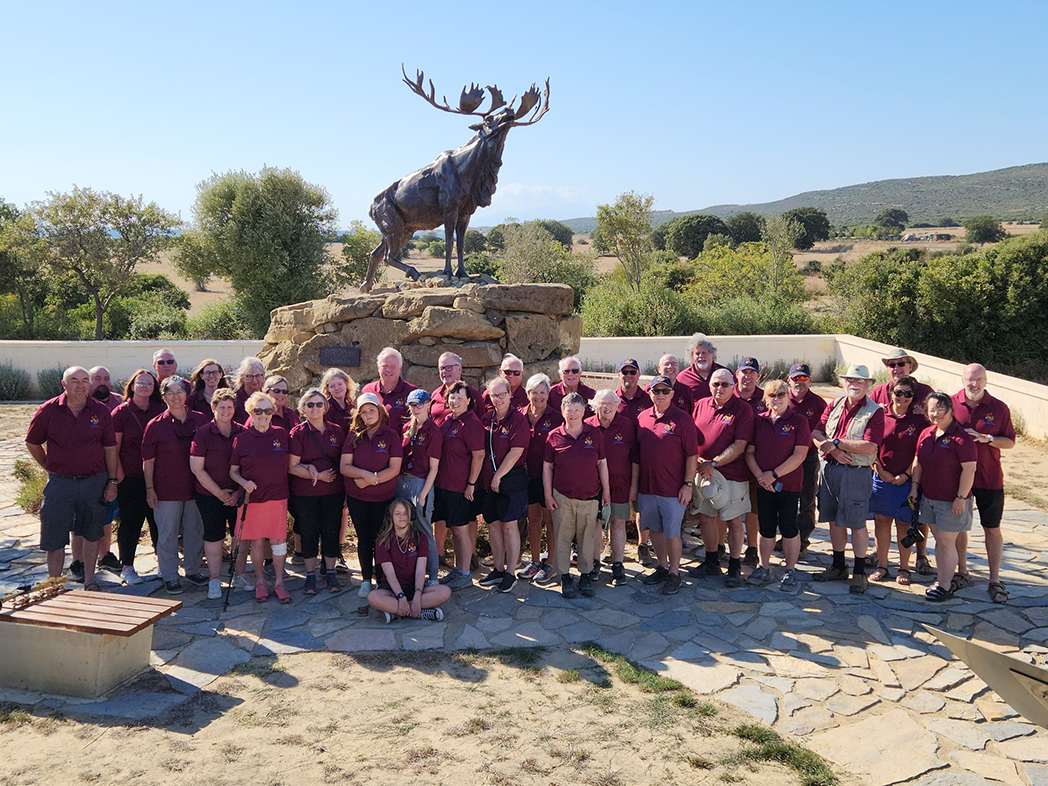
[207,578,223,599]
[120,566,144,586]
[358,580,373,598]
[233,573,255,591]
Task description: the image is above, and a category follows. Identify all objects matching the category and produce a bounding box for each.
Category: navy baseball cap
[619,358,640,371]
[406,389,432,405]
[789,363,812,378]
[738,357,760,372]
[650,375,674,392]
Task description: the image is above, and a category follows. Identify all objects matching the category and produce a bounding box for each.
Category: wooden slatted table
[0,590,182,698]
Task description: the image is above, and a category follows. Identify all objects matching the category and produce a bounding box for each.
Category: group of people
[24,333,1017,626]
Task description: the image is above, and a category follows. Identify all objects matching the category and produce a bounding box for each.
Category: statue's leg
[361,239,385,293]
[442,216,455,278]
[455,216,469,278]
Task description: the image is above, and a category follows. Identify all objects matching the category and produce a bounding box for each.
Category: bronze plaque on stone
[318,346,361,368]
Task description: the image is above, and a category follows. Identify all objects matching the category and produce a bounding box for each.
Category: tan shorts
[692,476,751,522]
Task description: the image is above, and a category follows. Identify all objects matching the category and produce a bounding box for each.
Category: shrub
[185,299,258,340]
[126,293,187,339]
[964,215,1006,244]
[804,258,822,274]
[581,275,692,337]
[1040,214,1048,230]
[37,367,65,398]
[428,240,446,258]
[0,362,31,400]
[533,219,574,248]
[463,229,486,254]
[498,222,596,310]
[691,296,815,335]
[14,459,47,514]
[464,252,501,278]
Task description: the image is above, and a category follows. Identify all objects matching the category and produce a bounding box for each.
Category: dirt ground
[0,650,814,786]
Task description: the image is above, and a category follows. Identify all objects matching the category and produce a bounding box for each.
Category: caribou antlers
[401,65,549,125]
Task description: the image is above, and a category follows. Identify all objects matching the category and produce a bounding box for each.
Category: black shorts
[528,477,546,507]
[973,487,1005,529]
[479,468,528,524]
[433,487,473,528]
[196,493,240,543]
[377,581,416,602]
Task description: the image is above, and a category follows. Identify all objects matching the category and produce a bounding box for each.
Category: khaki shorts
[919,496,974,533]
[692,476,750,522]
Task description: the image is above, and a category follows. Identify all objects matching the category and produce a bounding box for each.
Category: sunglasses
[156,359,176,365]
[563,368,581,374]
[620,368,638,375]
[791,375,810,382]
[408,401,429,407]
[886,361,909,369]
[266,388,289,395]
[304,401,326,409]
[892,389,914,398]
[502,370,521,376]
[768,391,788,399]
[251,408,274,416]
[651,388,672,395]
[710,382,732,388]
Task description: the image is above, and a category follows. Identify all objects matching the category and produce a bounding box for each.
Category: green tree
[335,220,381,288]
[171,232,215,292]
[1040,214,1048,230]
[486,225,506,252]
[0,206,53,336]
[650,221,671,251]
[533,219,573,248]
[498,222,594,309]
[595,191,654,291]
[665,214,729,259]
[762,216,804,299]
[175,167,337,336]
[725,211,765,245]
[780,207,830,250]
[964,215,1007,244]
[875,208,909,232]
[33,187,177,340]
[464,229,487,254]
[702,233,732,251]
[688,240,806,304]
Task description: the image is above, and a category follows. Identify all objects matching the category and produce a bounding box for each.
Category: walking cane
[223,493,250,612]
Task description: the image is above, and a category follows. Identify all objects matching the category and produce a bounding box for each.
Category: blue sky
[2,1,1046,227]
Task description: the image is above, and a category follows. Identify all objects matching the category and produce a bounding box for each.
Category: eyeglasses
[132,378,155,387]
[768,391,788,399]
[841,377,864,384]
[651,388,672,395]
[790,376,810,382]
[490,392,509,400]
[156,359,176,366]
[886,361,909,369]
[202,369,223,377]
[251,408,274,416]
[266,388,289,395]
[304,401,326,409]
[620,369,638,375]
[439,364,461,372]
[244,373,264,380]
[892,389,914,398]
[502,370,521,377]
[710,382,732,388]
[563,368,581,374]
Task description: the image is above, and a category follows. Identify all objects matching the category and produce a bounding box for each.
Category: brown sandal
[915,556,935,576]
[869,566,892,582]
[896,568,911,586]
[988,581,1009,604]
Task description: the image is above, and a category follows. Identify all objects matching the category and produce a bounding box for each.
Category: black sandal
[869,566,892,582]
[925,584,952,603]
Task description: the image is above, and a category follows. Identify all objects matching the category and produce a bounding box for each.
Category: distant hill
[560,162,1048,233]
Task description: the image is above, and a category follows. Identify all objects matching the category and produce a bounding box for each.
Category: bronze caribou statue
[361,67,550,292]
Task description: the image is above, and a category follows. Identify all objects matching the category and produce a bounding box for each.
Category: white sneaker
[120,566,144,586]
[207,578,223,599]
[233,573,255,591]
[421,608,444,621]
[358,580,373,598]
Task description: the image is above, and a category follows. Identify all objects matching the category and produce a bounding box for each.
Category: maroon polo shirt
[95,392,122,413]
[430,382,483,426]
[187,388,232,421]
[190,420,247,496]
[646,379,693,417]
[788,389,828,437]
[548,381,596,415]
[676,362,729,402]
[736,385,767,416]
[402,418,443,480]
[636,405,699,498]
[141,409,209,501]
[481,384,528,414]
[480,407,530,488]
[375,531,428,588]
[246,407,300,432]
[289,421,346,497]
[436,411,485,493]
[586,413,638,505]
[878,409,925,476]
[325,397,354,432]
[916,420,978,502]
[616,386,653,422]
[112,399,166,478]
[520,405,564,479]
[871,380,935,417]
[342,424,402,501]
[230,425,290,502]
[751,410,811,492]
[692,395,756,482]
[544,423,606,500]
[819,396,886,445]
[26,394,117,478]
[362,378,417,434]
[951,390,1015,490]
[232,387,253,425]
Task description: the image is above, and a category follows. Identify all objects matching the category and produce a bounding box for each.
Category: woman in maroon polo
[341,392,403,598]
[517,373,562,585]
[869,376,927,585]
[190,388,248,599]
[909,392,977,602]
[245,375,300,432]
[477,377,530,594]
[232,357,266,424]
[289,387,346,595]
[187,358,230,417]
[433,382,485,589]
[586,388,639,587]
[142,376,210,596]
[322,367,356,574]
[744,380,810,592]
[396,389,443,586]
[112,369,165,585]
[230,391,293,604]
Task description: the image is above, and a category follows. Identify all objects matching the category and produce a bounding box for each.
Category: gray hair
[560,392,586,412]
[500,353,523,371]
[438,351,462,366]
[377,347,403,367]
[263,374,289,391]
[235,356,265,389]
[686,332,717,359]
[710,367,734,384]
[558,355,581,372]
[297,386,327,416]
[590,388,620,409]
[62,366,88,383]
[160,376,189,396]
[152,347,176,363]
[486,375,511,395]
[525,373,551,394]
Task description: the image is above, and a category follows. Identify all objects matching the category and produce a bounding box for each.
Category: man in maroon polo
[951,363,1016,603]
[787,363,827,552]
[548,355,596,413]
[676,333,728,402]
[152,348,179,382]
[89,366,123,412]
[430,351,482,425]
[647,354,693,415]
[870,348,933,415]
[481,354,528,412]
[616,358,652,422]
[733,356,765,566]
[25,366,119,589]
[361,346,417,434]
[82,365,123,573]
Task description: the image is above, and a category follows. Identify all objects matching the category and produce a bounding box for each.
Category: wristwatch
[771,471,779,481]
[106,478,119,485]
[710,460,718,469]
[832,438,840,449]
[396,592,405,599]
[684,481,694,487]
[987,434,995,444]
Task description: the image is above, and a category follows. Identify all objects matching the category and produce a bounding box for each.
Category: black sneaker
[725,563,742,588]
[97,552,122,572]
[688,560,722,578]
[165,579,184,595]
[561,574,577,599]
[717,545,727,565]
[479,569,505,587]
[641,565,669,585]
[612,562,627,587]
[184,573,209,587]
[742,547,758,567]
[662,572,682,595]
[579,573,594,597]
[497,573,517,594]
[67,560,85,583]
[588,567,600,583]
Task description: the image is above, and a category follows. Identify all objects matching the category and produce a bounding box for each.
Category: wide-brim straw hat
[841,364,874,381]
[881,348,918,372]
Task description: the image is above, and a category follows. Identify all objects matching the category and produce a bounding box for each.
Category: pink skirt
[240,499,289,541]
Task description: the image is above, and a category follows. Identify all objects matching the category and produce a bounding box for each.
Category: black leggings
[116,476,157,566]
[756,488,801,539]
[294,492,346,560]
[346,496,393,582]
